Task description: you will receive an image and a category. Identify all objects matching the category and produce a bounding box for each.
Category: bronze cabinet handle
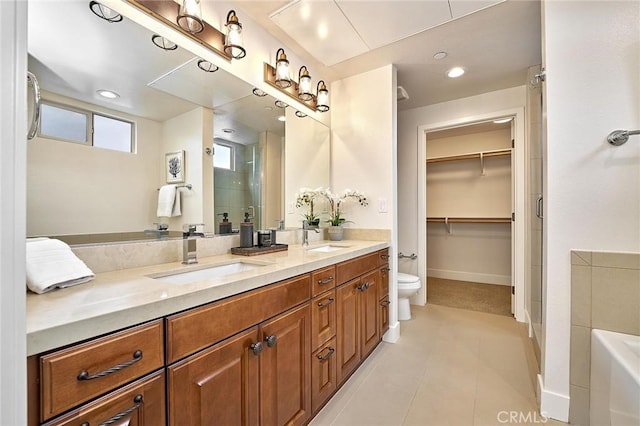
[380,300,391,307]
[251,341,263,355]
[77,350,142,381]
[318,276,334,285]
[316,347,335,361]
[357,281,370,292]
[264,334,277,348]
[317,297,335,308]
[83,394,143,426]
[380,254,390,260]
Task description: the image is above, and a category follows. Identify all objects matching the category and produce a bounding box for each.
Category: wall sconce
[89,1,123,23]
[177,0,204,34]
[151,34,178,51]
[298,66,313,101]
[197,59,218,73]
[274,48,292,88]
[130,0,242,63]
[224,10,246,59]
[316,80,329,112]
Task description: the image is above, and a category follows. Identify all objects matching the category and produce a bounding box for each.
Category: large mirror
[26,0,329,244]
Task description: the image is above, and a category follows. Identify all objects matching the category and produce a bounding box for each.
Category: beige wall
[569,250,640,426]
[261,131,284,230]
[27,91,161,236]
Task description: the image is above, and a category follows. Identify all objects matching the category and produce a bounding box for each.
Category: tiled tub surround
[27,239,388,356]
[569,250,640,426]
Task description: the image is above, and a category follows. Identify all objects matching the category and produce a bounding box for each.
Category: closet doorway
[425,120,514,316]
[417,109,526,322]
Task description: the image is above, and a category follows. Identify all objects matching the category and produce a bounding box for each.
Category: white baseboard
[382,321,400,343]
[427,268,511,286]
[538,374,570,422]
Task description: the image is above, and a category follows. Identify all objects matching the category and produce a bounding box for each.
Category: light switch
[287,202,295,214]
[378,198,388,213]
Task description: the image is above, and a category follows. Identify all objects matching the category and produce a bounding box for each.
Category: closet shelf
[426,148,511,164]
[427,217,512,224]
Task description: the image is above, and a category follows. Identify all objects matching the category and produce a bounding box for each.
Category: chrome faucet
[182,224,204,264]
[302,220,319,248]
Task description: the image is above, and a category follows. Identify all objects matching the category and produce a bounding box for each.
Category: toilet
[397,273,421,320]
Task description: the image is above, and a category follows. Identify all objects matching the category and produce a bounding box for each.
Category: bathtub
[590,329,640,426]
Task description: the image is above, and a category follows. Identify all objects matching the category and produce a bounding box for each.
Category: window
[38,101,134,153]
[213,143,233,170]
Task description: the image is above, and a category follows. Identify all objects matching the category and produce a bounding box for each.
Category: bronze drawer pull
[264,334,277,348]
[380,254,389,260]
[357,281,370,292]
[251,341,263,355]
[380,300,391,307]
[317,297,335,308]
[316,347,335,361]
[77,350,143,381]
[318,276,334,285]
[80,394,144,426]
[382,267,391,272]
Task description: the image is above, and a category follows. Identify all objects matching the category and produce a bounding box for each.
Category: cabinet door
[311,289,336,351]
[260,304,311,426]
[311,338,337,414]
[360,270,380,357]
[336,279,360,384]
[44,370,165,426]
[379,295,390,337]
[379,265,390,300]
[168,327,260,426]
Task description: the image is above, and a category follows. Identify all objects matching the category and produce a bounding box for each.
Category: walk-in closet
[425,120,514,316]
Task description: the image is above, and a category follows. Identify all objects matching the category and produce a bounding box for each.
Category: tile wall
[569,250,640,425]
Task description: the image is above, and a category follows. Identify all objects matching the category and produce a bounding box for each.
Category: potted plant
[322,189,369,241]
[295,187,322,228]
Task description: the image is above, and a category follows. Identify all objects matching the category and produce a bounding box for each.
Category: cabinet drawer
[311,265,336,297]
[311,289,336,351]
[311,337,337,414]
[377,248,390,266]
[166,274,310,363]
[43,370,165,426]
[40,320,164,421]
[336,253,379,286]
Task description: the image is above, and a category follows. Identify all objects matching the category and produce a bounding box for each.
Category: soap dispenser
[218,212,232,234]
[240,212,254,248]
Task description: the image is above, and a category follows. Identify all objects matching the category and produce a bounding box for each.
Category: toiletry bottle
[218,212,232,234]
[239,212,254,248]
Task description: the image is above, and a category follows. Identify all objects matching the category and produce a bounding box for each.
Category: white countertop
[27,240,388,356]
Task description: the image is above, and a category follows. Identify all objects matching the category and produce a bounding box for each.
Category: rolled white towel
[26,238,95,294]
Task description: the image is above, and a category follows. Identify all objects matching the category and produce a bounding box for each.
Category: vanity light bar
[264,62,329,113]
[128,0,232,62]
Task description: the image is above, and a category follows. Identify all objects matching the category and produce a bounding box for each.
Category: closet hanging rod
[426,148,511,164]
[426,217,511,224]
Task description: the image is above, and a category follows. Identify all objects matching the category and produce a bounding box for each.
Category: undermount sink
[149,260,270,285]
[307,244,351,253]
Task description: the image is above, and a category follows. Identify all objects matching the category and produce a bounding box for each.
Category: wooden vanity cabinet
[378,249,391,337]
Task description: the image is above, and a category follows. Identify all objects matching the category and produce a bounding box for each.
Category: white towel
[26,238,95,294]
[157,184,182,217]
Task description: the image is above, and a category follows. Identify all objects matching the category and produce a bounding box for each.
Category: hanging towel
[157,184,182,217]
[26,238,95,294]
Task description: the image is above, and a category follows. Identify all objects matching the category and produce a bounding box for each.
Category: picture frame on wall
[165,150,185,183]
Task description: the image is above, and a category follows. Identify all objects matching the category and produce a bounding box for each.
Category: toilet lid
[397,272,420,284]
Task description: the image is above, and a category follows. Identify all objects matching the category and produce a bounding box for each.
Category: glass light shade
[298,66,313,101]
[224,10,246,59]
[275,48,291,89]
[177,0,204,34]
[316,80,329,112]
[89,1,122,23]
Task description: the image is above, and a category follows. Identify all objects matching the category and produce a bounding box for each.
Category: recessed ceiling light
[222,128,234,133]
[197,59,218,73]
[264,106,273,111]
[447,67,465,78]
[151,34,177,51]
[433,51,447,60]
[252,88,267,97]
[96,89,119,99]
[295,111,307,118]
[277,115,286,122]
[318,22,328,39]
[275,100,288,108]
[493,118,512,124]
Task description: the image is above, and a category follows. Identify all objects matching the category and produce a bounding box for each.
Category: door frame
[417,107,526,322]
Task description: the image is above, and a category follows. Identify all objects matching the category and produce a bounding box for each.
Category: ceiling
[232,0,542,110]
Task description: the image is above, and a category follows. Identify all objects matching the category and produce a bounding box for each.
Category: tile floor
[310,304,565,426]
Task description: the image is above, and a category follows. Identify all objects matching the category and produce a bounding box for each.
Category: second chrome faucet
[302,220,320,247]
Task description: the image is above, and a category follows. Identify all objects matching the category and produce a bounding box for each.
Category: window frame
[38,100,135,153]
[213,141,235,171]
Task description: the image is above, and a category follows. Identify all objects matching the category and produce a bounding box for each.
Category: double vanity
[27,240,390,425]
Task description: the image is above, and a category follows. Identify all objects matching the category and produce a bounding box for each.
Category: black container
[257,230,272,247]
